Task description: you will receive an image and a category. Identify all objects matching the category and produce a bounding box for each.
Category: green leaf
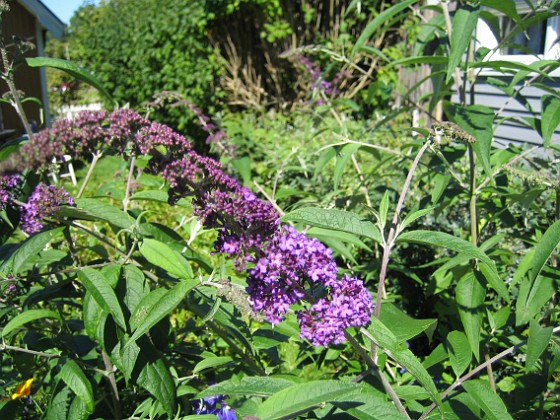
[526,319,553,372]
[68,395,90,420]
[541,95,560,148]
[139,238,193,279]
[379,303,437,343]
[516,268,557,326]
[82,293,105,342]
[198,377,295,398]
[123,265,149,313]
[378,190,390,229]
[351,0,418,57]
[59,198,135,229]
[2,309,61,337]
[447,4,479,83]
[462,379,513,420]
[282,208,381,243]
[334,143,361,190]
[399,207,434,231]
[193,356,233,374]
[0,227,64,275]
[46,388,72,420]
[398,230,508,300]
[78,268,127,331]
[331,382,402,419]
[446,331,472,377]
[137,358,176,416]
[443,102,495,181]
[129,190,170,203]
[128,288,168,331]
[59,360,95,414]
[479,0,519,20]
[255,380,361,420]
[456,272,485,361]
[126,279,197,345]
[23,57,115,106]
[366,317,441,406]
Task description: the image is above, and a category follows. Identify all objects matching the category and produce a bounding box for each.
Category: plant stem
[101,350,122,420]
[345,332,411,419]
[77,151,103,198]
[123,155,136,212]
[375,140,431,318]
[468,145,478,245]
[1,343,59,358]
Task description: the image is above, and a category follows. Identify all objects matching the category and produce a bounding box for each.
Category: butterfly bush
[0,174,22,210]
[10,108,373,346]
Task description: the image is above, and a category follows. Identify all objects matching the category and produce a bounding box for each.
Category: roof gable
[17,0,65,39]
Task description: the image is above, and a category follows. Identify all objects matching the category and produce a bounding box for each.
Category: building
[0,0,65,140]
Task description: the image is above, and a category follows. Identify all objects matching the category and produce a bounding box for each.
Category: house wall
[1,1,45,133]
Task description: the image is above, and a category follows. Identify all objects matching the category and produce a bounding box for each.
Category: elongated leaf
[126,279,197,345]
[516,269,557,326]
[541,95,560,148]
[480,0,519,20]
[59,360,95,414]
[379,303,437,343]
[366,317,441,406]
[137,358,176,416]
[198,377,295,398]
[255,380,361,420]
[193,356,233,374]
[332,382,402,419]
[0,227,64,275]
[139,238,193,279]
[78,268,126,331]
[456,273,485,361]
[68,395,89,420]
[462,379,513,420]
[59,198,135,229]
[2,309,61,337]
[128,288,168,331]
[446,331,471,377]
[282,208,381,243]
[123,265,149,313]
[443,103,495,181]
[398,230,508,300]
[351,0,418,57]
[129,190,170,203]
[23,57,115,105]
[526,319,553,372]
[447,4,479,82]
[334,143,361,190]
[46,388,72,420]
[82,293,105,341]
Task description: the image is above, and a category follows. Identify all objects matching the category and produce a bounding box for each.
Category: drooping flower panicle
[8,108,373,346]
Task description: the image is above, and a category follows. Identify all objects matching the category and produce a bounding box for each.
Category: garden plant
[1,0,559,419]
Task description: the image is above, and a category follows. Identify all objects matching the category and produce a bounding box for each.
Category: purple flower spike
[20,185,74,234]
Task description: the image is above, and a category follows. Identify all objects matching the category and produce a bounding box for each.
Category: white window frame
[474,1,560,75]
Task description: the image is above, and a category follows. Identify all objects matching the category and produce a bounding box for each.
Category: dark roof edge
[17,0,66,39]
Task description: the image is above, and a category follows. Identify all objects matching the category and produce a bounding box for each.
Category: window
[475,1,560,70]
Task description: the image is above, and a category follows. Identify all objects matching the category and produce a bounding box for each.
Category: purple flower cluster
[11,108,372,346]
[295,55,351,102]
[246,225,337,323]
[0,175,22,210]
[20,185,74,234]
[298,275,373,346]
[193,395,236,420]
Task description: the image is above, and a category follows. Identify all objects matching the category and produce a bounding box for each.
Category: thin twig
[77,152,103,198]
[419,326,560,419]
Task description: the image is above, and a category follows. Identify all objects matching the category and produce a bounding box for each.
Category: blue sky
[42,0,98,24]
